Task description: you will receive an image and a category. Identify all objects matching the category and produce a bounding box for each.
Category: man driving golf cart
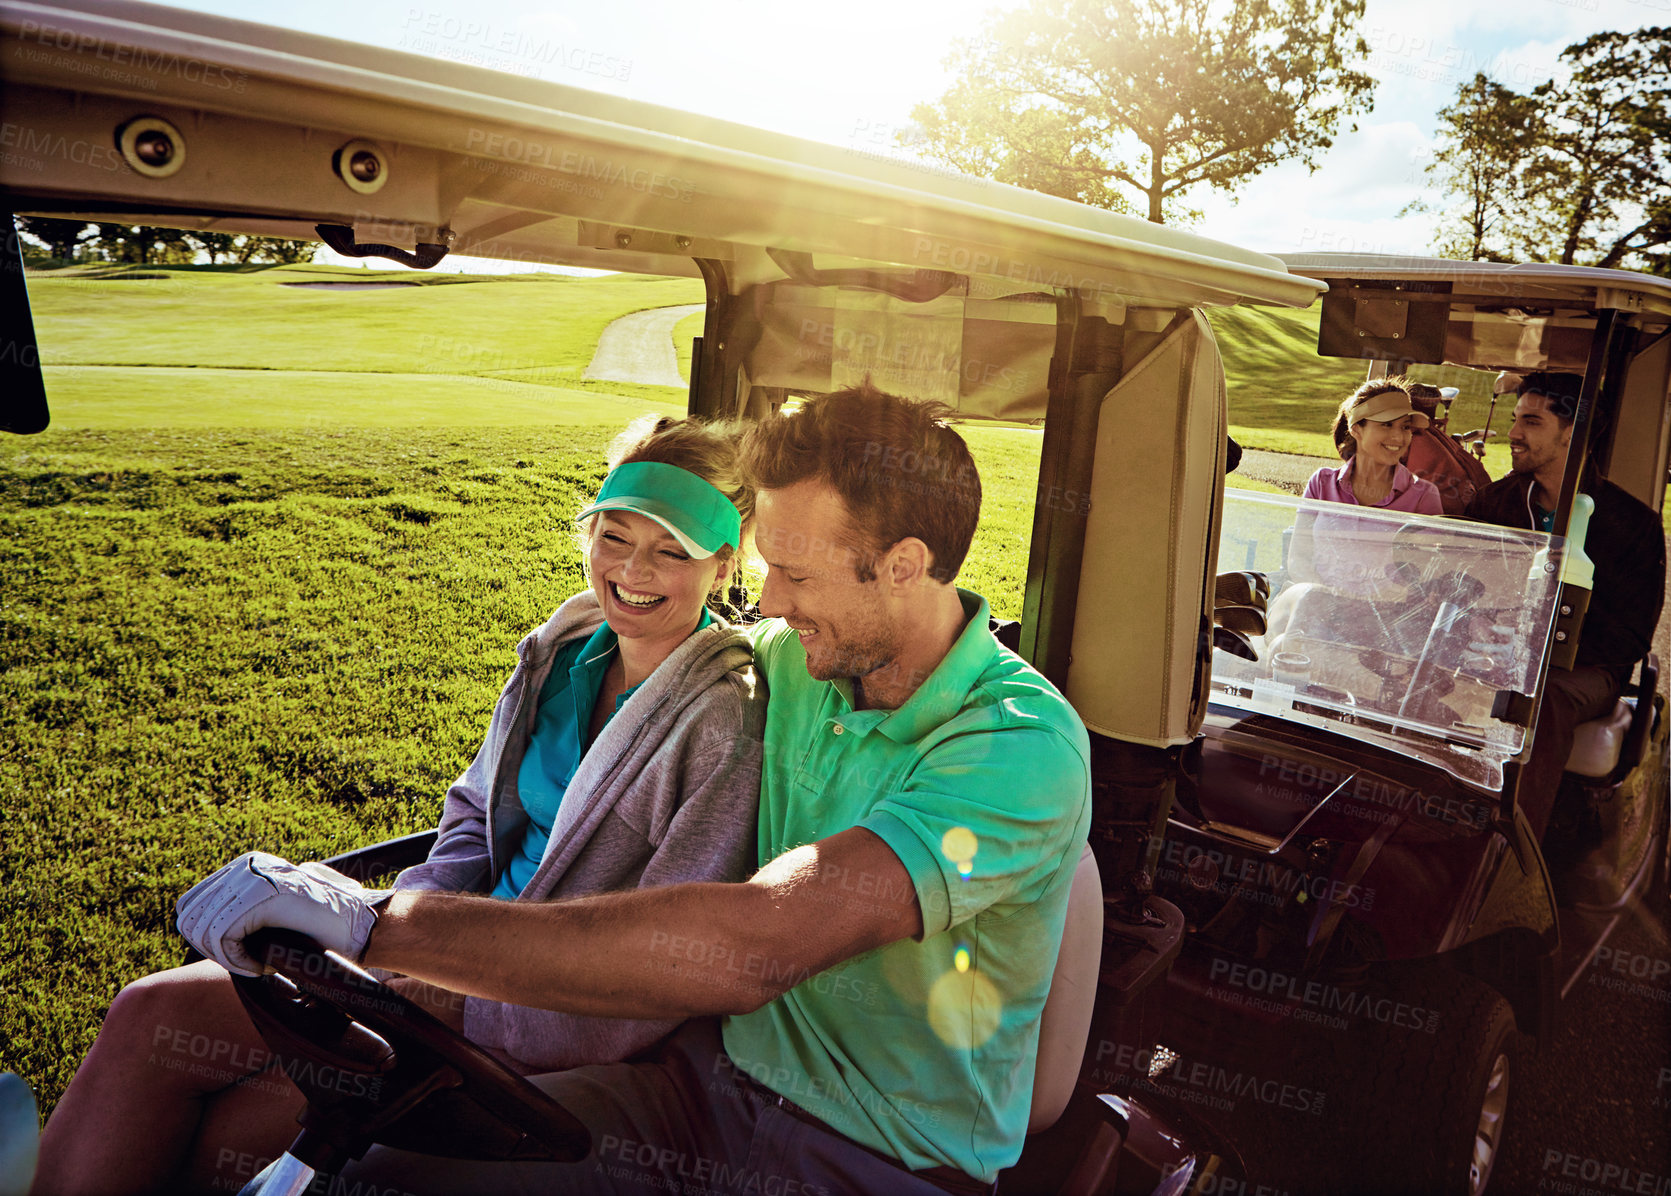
[1463,371,1665,844]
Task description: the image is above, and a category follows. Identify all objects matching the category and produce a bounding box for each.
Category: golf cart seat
[1564,655,1661,783]
[1030,844,1103,1134]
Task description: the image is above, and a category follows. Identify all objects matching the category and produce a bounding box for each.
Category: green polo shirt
[723,591,1091,1182]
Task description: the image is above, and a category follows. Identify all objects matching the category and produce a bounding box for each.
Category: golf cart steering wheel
[229,927,589,1179]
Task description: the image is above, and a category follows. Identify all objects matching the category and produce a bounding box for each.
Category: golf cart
[2,3,1664,1194]
[1128,255,1670,1194]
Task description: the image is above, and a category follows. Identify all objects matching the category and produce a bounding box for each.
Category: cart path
[1234,447,1329,494]
[582,304,704,389]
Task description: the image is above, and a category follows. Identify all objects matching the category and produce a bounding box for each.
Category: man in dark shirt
[1464,372,1666,839]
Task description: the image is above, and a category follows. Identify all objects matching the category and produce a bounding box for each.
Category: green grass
[40,367,686,428]
[28,264,704,379]
[0,426,613,1105]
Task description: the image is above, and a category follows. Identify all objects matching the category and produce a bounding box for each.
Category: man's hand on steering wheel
[176,851,390,976]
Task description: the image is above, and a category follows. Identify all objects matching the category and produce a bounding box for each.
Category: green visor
[575,461,741,558]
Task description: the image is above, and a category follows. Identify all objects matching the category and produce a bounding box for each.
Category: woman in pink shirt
[1303,380,1444,515]
[1290,380,1445,609]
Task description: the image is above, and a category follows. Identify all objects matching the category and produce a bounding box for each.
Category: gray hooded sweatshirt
[394,588,765,1071]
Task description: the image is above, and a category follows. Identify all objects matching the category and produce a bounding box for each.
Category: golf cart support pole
[1500,309,1631,825]
[689,258,735,422]
[1552,308,1624,531]
[1018,296,1188,1110]
[1020,296,1121,684]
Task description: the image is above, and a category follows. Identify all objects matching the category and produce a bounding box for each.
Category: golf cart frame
[3,3,1665,1194]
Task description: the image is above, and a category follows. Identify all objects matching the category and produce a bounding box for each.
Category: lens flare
[941,827,978,877]
[928,966,1001,1049]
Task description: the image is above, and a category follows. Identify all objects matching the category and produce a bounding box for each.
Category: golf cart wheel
[1353,972,1516,1196]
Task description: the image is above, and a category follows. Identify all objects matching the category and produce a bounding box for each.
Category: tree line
[1413,28,1669,271]
[17,217,316,267]
[905,0,1665,273]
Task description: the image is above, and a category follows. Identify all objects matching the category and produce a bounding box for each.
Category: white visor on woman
[1351,390,1431,428]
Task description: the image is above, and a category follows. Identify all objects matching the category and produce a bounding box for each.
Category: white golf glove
[175,852,390,977]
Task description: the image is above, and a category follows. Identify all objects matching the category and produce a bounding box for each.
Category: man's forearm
[360,829,922,1020]
[365,882,791,1019]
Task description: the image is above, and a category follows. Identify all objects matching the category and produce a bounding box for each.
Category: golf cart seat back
[1065,311,1226,747]
[1029,844,1102,1134]
[1565,699,1635,777]
[1404,428,1489,515]
[1564,654,1661,782]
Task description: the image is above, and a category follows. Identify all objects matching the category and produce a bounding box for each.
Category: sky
[157,0,1664,270]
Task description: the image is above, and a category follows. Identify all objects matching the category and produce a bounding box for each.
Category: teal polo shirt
[723,591,1091,1182]
[494,610,710,900]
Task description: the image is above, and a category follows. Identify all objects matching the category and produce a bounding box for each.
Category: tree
[1408,74,1538,262]
[1524,28,1671,270]
[910,0,1377,224]
[234,236,317,265]
[15,217,94,263]
[188,231,240,264]
[1421,29,1671,270]
[91,224,194,265]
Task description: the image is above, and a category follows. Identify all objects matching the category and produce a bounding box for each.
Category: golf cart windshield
[1212,489,1564,790]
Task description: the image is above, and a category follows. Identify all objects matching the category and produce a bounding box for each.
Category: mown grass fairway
[30,266,705,378]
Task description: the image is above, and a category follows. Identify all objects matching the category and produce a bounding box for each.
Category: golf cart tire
[1353,971,1517,1196]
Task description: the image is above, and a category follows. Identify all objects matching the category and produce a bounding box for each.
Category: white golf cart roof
[1282,253,1671,321]
[2,0,1321,320]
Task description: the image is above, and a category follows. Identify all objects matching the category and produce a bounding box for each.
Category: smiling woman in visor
[1273,380,1451,652]
[1303,379,1444,515]
[36,416,766,1196]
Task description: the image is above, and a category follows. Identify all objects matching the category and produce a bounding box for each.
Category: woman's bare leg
[33,961,304,1196]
